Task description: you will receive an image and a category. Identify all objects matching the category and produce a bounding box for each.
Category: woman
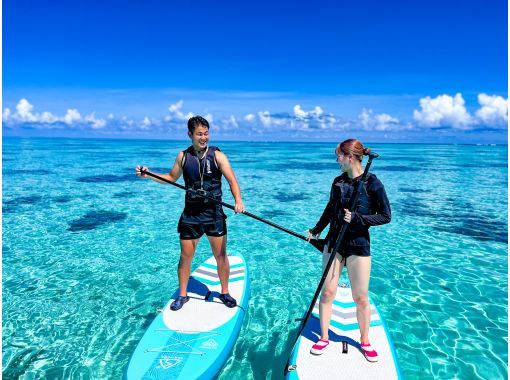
[307,138,391,362]
[136,115,244,311]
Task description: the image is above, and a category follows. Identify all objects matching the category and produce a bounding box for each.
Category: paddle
[284,151,379,375]
[139,168,326,252]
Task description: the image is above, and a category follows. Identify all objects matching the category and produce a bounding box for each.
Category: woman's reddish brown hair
[336,138,371,162]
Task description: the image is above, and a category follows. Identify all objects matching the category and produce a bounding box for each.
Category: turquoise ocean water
[2,137,508,379]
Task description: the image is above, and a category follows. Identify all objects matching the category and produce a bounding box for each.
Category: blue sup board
[286,279,401,380]
[125,253,249,380]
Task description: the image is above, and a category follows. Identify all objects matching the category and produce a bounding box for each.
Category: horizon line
[2,135,508,146]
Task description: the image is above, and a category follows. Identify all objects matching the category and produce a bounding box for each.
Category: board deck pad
[287,281,401,380]
[125,254,249,380]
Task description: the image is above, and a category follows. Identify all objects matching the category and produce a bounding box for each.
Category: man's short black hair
[187,116,210,133]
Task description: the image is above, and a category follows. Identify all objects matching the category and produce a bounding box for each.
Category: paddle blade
[309,238,326,253]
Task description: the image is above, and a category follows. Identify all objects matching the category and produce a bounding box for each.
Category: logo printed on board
[158,356,182,370]
[200,338,219,350]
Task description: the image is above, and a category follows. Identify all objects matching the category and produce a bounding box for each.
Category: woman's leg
[346,255,372,344]
[319,250,344,341]
[178,238,199,297]
[207,234,229,294]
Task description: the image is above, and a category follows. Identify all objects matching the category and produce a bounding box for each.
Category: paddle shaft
[140,169,323,250]
[284,153,377,373]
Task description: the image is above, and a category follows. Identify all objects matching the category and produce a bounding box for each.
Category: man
[136,115,244,310]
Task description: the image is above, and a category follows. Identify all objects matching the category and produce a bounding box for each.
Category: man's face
[189,125,209,150]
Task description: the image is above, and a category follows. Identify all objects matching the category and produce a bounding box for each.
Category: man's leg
[207,234,229,294]
[178,238,199,297]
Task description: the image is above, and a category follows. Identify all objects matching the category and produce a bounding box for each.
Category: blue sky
[3,0,508,142]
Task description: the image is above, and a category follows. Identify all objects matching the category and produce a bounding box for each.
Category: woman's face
[336,151,352,172]
[189,125,209,150]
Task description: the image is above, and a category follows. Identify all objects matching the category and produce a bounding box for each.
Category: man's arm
[136,151,184,184]
[215,151,245,213]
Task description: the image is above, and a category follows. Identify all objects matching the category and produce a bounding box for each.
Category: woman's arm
[309,181,336,235]
[310,201,333,235]
[351,181,391,227]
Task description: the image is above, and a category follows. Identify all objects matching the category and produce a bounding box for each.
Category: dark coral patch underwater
[67,210,127,232]
[52,196,72,203]
[375,165,421,172]
[113,191,136,199]
[399,188,431,193]
[3,196,44,213]
[273,192,309,202]
[397,195,507,243]
[260,209,288,218]
[77,174,137,183]
[4,196,43,206]
[3,169,53,175]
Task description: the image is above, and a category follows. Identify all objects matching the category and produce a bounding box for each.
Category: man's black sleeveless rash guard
[180,145,226,224]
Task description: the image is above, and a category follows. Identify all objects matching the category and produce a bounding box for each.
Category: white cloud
[475,94,508,128]
[204,113,214,123]
[92,119,107,129]
[413,93,473,129]
[40,111,58,123]
[167,100,194,121]
[254,111,287,130]
[169,100,184,113]
[288,104,337,132]
[326,115,337,123]
[359,109,372,128]
[325,114,337,127]
[4,92,505,138]
[64,109,82,124]
[3,107,11,121]
[293,104,324,119]
[16,98,37,122]
[120,116,135,128]
[311,106,323,117]
[375,113,400,131]
[241,105,338,133]
[3,99,107,129]
[226,115,238,129]
[213,115,241,132]
[375,113,399,125]
[258,111,273,128]
[358,108,401,131]
[121,116,133,125]
[293,105,307,118]
[84,112,107,129]
[140,117,152,130]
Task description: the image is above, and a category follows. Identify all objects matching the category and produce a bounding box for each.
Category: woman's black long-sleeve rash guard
[310,172,391,257]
